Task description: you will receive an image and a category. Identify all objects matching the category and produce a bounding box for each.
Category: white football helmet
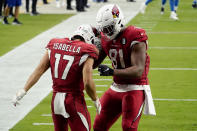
[96,4,124,40]
[73,24,96,44]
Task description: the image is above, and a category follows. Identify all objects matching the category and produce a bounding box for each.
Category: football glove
[12,89,26,106]
[93,98,101,114]
[98,64,114,76]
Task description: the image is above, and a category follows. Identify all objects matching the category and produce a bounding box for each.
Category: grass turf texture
[8,0,197,130]
[0,14,73,56]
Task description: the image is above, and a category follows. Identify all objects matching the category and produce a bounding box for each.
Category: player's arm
[98,42,146,78]
[83,57,101,114]
[24,51,50,92]
[114,42,146,78]
[93,46,107,69]
[12,51,50,106]
[83,57,97,101]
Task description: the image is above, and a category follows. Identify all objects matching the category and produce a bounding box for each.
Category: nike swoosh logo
[104,68,109,72]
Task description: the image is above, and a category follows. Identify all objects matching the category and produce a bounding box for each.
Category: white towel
[143,86,156,116]
[110,83,156,116]
[54,92,70,118]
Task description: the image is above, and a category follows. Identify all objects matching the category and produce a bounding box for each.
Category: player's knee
[93,123,99,131]
[122,120,131,131]
[93,120,100,131]
[122,120,137,131]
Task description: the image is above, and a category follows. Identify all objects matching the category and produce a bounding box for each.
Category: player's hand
[12,89,26,106]
[93,98,101,114]
[98,64,114,76]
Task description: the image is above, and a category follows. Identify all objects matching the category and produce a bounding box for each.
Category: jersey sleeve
[78,44,99,66]
[129,26,148,48]
[133,27,148,42]
[46,39,55,50]
[85,44,99,60]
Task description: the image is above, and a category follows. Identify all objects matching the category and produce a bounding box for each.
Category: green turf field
[0,14,73,56]
[5,0,197,130]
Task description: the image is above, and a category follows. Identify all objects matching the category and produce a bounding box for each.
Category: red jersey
[46,38,98,94]
[101,26,150,85]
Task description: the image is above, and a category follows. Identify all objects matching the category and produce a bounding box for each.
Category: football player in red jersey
[12,24,101,131]
[93,4,156,131]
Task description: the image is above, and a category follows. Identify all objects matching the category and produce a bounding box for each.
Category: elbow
[136,72,143,78]
[84,83,90,89]
[135,67,144,78]
[84,79,91,89]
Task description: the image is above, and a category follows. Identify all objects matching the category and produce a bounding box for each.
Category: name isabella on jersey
[53,43,81,53]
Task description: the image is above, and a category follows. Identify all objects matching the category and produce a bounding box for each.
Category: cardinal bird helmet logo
[112,5,120,18]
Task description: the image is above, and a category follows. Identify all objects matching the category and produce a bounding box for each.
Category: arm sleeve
[84,44,99,60]
[130,28,148,49]
[79,44,99,67]
[93,49,107,69]
[133,28,148,42]
[45,39,55,50]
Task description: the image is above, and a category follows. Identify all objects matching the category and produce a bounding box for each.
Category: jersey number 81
[109,49,125,69]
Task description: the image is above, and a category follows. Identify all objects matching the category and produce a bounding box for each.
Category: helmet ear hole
[91,39,94,44]
[118,20,121,24]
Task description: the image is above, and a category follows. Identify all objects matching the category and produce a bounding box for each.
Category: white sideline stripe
[154,98,197,101]
[96,85,108,87]
[41,114,51,117]
[149,46,197,50]
[85,91,104,94]
[94,68,197,71]
[33,123,53,126]
[148,32,197,34]
[96,91,104,93]
[85,97,197,102]
[93,73,99,76]
[94,79,112,81]
[150,68,197,71]
[85,98,92,101]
